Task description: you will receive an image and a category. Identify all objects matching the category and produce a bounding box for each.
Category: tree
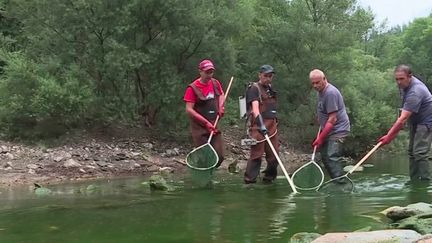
[399,17,432,85]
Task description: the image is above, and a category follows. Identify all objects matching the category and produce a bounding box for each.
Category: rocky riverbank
[0,125,315,187]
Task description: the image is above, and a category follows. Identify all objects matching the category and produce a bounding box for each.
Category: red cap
[199,60,215,71]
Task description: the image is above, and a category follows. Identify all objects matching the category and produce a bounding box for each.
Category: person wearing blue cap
[244,64,279,184]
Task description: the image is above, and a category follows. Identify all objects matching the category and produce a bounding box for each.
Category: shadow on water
[0,152,430,242]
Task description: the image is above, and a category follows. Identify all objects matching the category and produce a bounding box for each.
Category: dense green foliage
[0,0,430,153]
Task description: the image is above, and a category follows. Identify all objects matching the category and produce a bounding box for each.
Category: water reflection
[0,153,431,242]
[319,194,355,232]
[405,180,432,203]
[268,193,295,239]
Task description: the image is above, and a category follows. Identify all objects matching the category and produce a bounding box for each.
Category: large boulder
[381,206,419,221]
[416,234,432,243]
[381,202,432,221]
[396,213,432,234]
[407,202,432,213]
[311,229,421,243]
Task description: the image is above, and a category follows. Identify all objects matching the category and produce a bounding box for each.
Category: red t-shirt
[183,78,224,103]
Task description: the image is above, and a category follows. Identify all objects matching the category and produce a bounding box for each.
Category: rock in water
[396,213,432,234]
[343,165,363,172]
[312,230,421,242]
[362,163,374,168]
[34,183,52,196]
[148,175,174,191]
[228,161,240,174]
[290,232,321,243]
[381,202,432,221]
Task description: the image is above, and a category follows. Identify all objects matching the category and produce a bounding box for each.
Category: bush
[0,50,94,138]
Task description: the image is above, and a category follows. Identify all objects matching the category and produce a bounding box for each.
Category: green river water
[0,153,430,242]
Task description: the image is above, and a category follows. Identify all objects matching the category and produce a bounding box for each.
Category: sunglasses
[263,73,274,78]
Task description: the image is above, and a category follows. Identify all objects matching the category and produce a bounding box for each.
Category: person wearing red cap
[183,60,225,167]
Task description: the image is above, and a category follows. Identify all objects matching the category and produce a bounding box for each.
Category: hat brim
[201,67,215,71]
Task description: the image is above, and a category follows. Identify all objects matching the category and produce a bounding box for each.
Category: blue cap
[259,64,275,74]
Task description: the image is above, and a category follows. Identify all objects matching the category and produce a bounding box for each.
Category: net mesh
[186,144,218,169]
[186,144,219,188]
[317,176,354,193]
[189,167,214,188]
[291,162,324,190]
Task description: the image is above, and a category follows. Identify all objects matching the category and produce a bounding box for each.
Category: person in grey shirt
[310,69,350,180]
[378,64,432,183]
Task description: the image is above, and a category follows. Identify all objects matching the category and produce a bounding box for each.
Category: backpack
[239,82,262,119]
[239,82,262,146]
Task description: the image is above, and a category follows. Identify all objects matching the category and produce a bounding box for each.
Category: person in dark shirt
[244,65,279,184]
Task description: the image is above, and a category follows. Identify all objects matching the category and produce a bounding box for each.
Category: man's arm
[185,102,216,132]
[251,100,260,118]
[251,100,267,135]
[379,109,411,146]
[327,112,337,124]
[312,112,337,148]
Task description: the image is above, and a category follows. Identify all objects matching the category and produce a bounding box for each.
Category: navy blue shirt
[402,77,432,125]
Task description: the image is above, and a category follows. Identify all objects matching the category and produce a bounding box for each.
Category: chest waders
[186,77,234,187]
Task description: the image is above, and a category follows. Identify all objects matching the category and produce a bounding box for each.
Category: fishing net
[318,143,381,193]
[291,161,324,190]
[317,176,354,193]
[186,144,219,188]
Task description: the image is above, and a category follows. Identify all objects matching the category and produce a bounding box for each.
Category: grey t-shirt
[317,84,350,137]
[402,77,432,125]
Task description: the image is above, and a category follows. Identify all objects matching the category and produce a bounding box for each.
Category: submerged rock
[34,183,52,196]
[148,175,174,191]
[290,232,321,243]
[343,165,363,173]
[84,184,100,194]
[228,161,240,174]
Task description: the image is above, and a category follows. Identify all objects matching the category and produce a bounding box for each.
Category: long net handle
[207,76,235,143]
[311,127,321,161]
[265,134,298,193]
[348,142,382,174]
